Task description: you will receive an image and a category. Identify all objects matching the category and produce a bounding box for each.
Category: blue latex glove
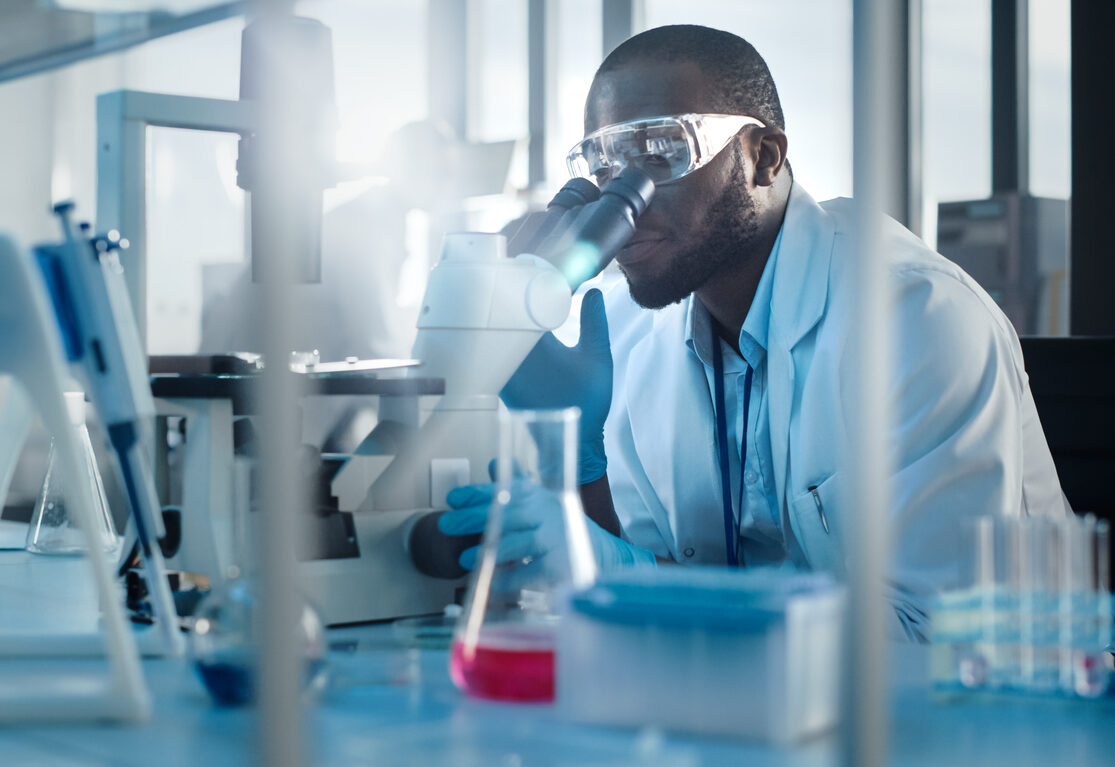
[438,481,656,572]
[501,288,612,484]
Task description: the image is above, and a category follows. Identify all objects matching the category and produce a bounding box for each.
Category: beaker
[450,407,598,702]
[26,391,121,556]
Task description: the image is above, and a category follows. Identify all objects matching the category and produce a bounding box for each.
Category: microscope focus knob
[525,269,572,330]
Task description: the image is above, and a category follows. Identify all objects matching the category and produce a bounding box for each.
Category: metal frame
[1070,0,1115,335]
[96,89,252,348]
[991,0,1030,194]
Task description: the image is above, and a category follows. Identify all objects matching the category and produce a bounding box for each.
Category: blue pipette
[34,201,186,657]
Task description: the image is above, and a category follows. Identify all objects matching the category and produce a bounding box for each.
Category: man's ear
[753,128,788,187]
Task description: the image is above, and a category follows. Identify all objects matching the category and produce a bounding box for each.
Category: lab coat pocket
[789,472,842,576]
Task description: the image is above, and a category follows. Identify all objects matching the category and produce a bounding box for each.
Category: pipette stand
[0,232,150,723]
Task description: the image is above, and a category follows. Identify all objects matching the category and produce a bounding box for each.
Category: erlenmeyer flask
[26,391,121,556]
[189,457,329,706]
[450,407,598,702]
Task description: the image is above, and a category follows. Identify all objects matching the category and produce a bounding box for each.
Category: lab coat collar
[766,182,836,349]
[660,181,834,353]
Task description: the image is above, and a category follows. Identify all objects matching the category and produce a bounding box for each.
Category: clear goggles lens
[566,113,763,185]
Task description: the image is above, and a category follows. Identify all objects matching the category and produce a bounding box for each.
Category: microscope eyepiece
[599,166,655,218]
[549,177,601,211]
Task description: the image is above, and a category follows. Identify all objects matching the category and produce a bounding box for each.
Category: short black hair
[594,25,786,131]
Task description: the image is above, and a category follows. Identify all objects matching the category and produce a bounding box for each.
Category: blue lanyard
[712,326,753,567]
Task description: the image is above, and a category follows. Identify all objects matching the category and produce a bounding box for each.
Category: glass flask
[189,572,329,706]
[189,455,328,706]
[26,391,122,556]
[450,407,598,702]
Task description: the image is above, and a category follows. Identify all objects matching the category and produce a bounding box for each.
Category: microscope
[151,166,653,624]
[302,167,655,624]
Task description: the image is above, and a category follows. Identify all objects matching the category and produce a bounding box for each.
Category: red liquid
[450,633,555,702]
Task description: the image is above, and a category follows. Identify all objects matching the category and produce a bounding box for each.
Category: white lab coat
[604,183,1068,634]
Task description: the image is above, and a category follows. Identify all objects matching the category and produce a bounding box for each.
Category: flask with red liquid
[450,407,597,703]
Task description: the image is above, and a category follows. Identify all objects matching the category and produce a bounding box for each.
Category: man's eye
[593,167,616,186]
[628,154,673,183]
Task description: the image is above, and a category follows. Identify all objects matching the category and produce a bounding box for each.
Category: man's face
[585,61,762,309]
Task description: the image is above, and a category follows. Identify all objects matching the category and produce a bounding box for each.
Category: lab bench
[1,617,1113,767]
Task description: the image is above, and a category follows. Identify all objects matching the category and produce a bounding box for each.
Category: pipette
[34,201,186,657]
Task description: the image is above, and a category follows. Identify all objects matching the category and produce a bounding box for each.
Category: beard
[621,159,762,310]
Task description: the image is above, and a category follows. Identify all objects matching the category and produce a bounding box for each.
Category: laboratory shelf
[0,1,244,85]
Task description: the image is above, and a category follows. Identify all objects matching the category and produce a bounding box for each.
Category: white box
[556,566,846,743]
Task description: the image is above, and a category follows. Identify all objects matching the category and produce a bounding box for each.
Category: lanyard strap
[712,326,753,567]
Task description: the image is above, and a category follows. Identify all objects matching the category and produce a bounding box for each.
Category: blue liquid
[195,658,328,706]
[196,660,253,706]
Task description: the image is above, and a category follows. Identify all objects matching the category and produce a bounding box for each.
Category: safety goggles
[566,113,765,186]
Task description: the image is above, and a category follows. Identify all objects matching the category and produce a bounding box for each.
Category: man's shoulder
[796,193,1017,354]
[817,197,1000,308]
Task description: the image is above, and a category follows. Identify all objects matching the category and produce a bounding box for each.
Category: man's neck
[695,207,786,357]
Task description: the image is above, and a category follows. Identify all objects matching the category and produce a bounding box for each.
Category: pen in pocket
[808,485,829,533]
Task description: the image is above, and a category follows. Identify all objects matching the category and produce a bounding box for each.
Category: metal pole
[427,0,469,138]
[906,0,924,237]
[249,2,306,765]
[846,1,900,765]
[601,0,634,58]
[527,0,547,188]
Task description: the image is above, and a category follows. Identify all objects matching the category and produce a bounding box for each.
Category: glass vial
[26,391,121,556]
[450,407,598,702]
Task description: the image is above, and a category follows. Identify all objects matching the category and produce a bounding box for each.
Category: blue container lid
[567,566,839,631]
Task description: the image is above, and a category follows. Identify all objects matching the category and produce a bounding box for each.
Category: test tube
[998,516,1023,689]
[1027,516,1059,692]
[1017,518,1036,689]
[1074,515,1111,698]
[1096,520,1112,669]
[961,516,995,689]
[1056,515,1076,693]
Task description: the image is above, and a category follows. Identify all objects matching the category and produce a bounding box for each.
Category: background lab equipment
[936,193,1069,336]
[156,167,654,625]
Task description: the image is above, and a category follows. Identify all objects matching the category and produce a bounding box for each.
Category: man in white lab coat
[441,25,1068,639]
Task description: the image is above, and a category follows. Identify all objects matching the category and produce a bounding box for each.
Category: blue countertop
[2,623,1113,767]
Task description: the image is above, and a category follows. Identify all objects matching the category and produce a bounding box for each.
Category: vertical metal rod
[250,3,306,766]
[846,1,900,766]
[601,0,634,58]
[527,0,547,188]
[906,0,924,237]
[427,0,469,138]
[95,92,149,348]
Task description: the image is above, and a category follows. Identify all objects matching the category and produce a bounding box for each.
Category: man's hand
[437,481,656,572]
[501,288,612,484]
